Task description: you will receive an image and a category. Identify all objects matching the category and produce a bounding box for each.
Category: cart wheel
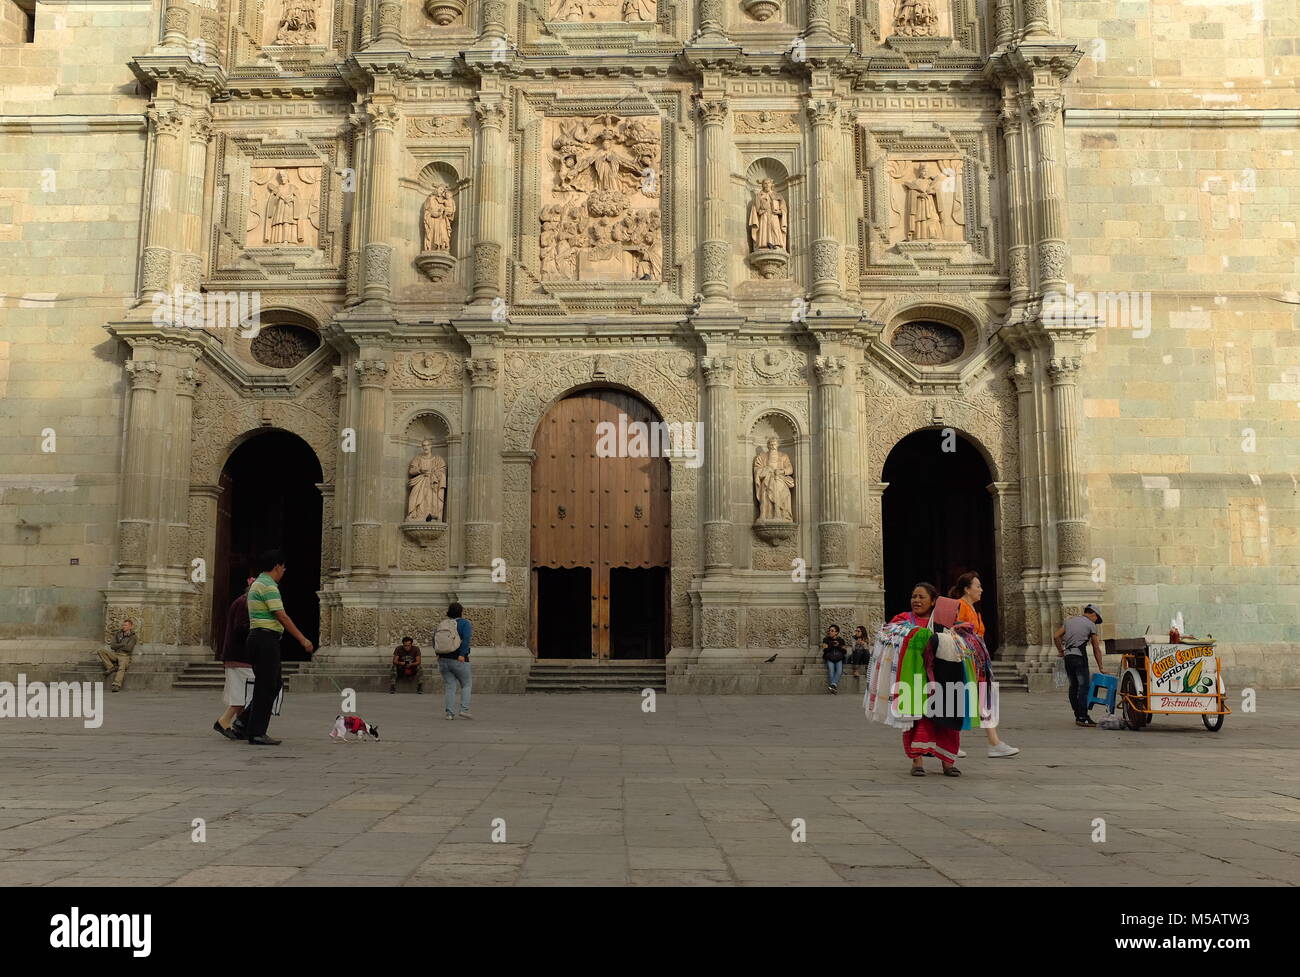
[1120,672,1144,729]
[1202,709,1224,732]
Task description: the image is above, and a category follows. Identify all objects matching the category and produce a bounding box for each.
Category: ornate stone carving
[352,524,380,567]
[473,241,501,291]
[250,324,321,369]
[753,437,795,523]
[141,247,170,293]
[806,99,838,128]
[702,608,738,649]
[700,240,729,285]
[364,243,393,288]
[810,240,839,283]
[1030,96,1064,122]
[246,168,321,248]
[270,0,320,45]
[1038,241,1068,283]
[813,355,846,385]
[341,607,378,646]
[1056,520,1087,567]
[541,115,662,282]
[464,524,494,565]
[406,440,447,523]
[465,358,500,387]
[703,522,731,568]
[408,116,471,138]
[735,112,798,134]
[547,0,656,20]
[819,523,849,567]
[345,249,361,295]
[891,321,964,365]
[117,522,149,566]
[886,159,966,244]
[891,0,940,37]
[700,355,734,386]
[741,0,781,21]
[745,607,808,648]
[410,352,448,382]
[355,358,389,387]
[1008,247,1029,292]
[126,360,162,391]
[420,184,458,253]
[423,0,466,25]
[738,348,807,387]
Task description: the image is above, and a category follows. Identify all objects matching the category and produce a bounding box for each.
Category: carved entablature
[857,121,996,278]
[211,130,343,283]
[511,92,686,314]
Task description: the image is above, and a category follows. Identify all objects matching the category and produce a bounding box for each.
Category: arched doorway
[881,429,999,650]
[530,388,671,659]
[210,430,323,660]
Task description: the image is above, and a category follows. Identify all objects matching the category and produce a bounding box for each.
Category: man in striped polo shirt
[244,548,314,746]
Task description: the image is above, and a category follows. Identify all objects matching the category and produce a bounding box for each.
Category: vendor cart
[1105,638,1229,731]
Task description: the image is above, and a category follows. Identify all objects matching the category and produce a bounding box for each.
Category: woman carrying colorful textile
[865,582,965,777]
[949,572,1019,758]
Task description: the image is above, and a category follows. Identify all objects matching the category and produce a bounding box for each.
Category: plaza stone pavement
[1,689,1299,887]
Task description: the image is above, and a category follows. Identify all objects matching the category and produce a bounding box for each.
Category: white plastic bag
[1052,657,1068,689]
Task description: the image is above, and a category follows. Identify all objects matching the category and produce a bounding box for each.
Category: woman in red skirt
[890,582,965,777]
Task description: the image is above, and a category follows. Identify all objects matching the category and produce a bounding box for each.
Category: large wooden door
[531,389,671,659]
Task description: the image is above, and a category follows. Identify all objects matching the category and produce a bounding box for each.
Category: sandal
[910,766,926,777]
[942,765,962,777]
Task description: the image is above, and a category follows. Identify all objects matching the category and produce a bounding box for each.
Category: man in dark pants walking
[243,549,313,746]
[1054,604,1105,727]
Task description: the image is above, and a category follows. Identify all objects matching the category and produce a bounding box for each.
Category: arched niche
[416,161,462,257]
[399,411,451,526]
[748,411,799,529]
[885,302,981,367]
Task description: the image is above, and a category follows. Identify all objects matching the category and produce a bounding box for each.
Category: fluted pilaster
[465,357,501,567]
[701,355,735,571]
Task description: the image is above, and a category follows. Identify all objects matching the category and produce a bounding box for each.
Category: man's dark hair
[402,636,413,643]
[258,549,286,572]
[447,602,463,618]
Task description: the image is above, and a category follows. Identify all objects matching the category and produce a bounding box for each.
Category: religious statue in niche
[753,437,795,524]
[421,184,457,253]
[891,0,940,37]
[272,0,320,45]
[245,167,321,249]
[547,0,655,22]
[748,179,788,252]
[406,440,447,523]
[540,115,662,282]
[886,159,966,245]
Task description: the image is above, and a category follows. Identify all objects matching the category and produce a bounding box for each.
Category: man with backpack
[433,602,472,720]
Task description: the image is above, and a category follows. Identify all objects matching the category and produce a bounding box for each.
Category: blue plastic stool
[1086,672,1119,713]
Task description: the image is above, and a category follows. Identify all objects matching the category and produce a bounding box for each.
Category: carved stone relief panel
[540,115,663,282]
[262,0,329,46]
[245,167,322,249]
[877,0,948,39]
[547,0,656,22]
[886,159,966,245]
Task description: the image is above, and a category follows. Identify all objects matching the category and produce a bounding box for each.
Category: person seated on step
[390,636,423,694]
[96,618,137,692]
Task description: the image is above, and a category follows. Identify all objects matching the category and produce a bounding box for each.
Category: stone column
[1048,354,1088,574]
[1029,95,1067,294]
[814,354,849,570]
[999,96,1031,306]
[700,355,734,572]
[178,115,212,294]
[117,358,163,571]
[344,110,367,306]
[164,366,198,572]
[805,98,843,303]
[993,0,1015,47]
[698,0,726,41]
[1011,357,1043,579]
[140,108,187,298]
[806,0,832,38]
[350,357,388,576]
[471,98,508,305]
[374,0,405,47]
[160,1,189,49]
[1023,0,1052,38]
[361,100,399,305]
[696,98,731,306]
[464,357,501,568]
[479,0,507,42]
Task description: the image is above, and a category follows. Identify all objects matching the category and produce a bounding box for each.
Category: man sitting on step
[390,636,423,694]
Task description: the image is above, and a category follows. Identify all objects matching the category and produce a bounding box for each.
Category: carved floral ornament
[890,321,965,365]
[250,324,322,369]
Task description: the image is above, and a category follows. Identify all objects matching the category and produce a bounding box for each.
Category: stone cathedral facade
[2,2,1297,691]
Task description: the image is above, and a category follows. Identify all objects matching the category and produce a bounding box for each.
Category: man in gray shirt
[97,618,137,692]
[1053,604,1105,727]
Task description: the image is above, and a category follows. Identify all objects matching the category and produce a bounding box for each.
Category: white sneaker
[988,743,1020,758]
[957,750,967,758]
[444,713,455,721]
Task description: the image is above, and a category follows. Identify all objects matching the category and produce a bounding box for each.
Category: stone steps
[172,662,304,690]
[527,662,666,693]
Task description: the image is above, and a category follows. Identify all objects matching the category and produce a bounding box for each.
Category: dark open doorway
[534,566,592,658]
[211,430,322,661]
[609,566,667,659]
[881,429,998,650]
